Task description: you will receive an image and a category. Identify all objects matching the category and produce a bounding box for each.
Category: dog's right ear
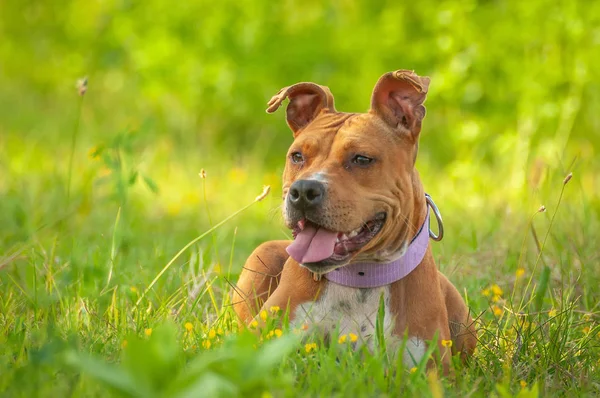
[266,83,336,135]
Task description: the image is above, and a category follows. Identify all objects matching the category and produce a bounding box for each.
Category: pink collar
[323,203,435,288]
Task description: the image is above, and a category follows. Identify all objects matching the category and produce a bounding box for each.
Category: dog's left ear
[370,70,430,138]
[266,82,336,136]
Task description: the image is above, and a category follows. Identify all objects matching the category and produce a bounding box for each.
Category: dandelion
[269,306,281,314]
[266,329,283,339]
[202,340,211,349]
[583,326,591,334]
[144,328,152,337]
[208,329,217,339]
[260,310,268,321]
[548,309,557,317]
[410,367,417,374]
[338,334,348,344]
[305,343,317,353]
[217,327,224,335]
[493,306,503,317]
[516,268,525,278]
[184,322,194,332]
[492,295,502,303]
[249,320,259,329]
[349,333,358,343]
[491,284,503,296]
[441,339,453,348]
[520,380,527,388]
[482,288,491,297]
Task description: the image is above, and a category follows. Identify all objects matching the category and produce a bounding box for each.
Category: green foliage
[62,325,299,398]
[0,0,599,396]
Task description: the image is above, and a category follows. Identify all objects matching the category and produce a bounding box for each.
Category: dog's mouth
[287,212,386,272]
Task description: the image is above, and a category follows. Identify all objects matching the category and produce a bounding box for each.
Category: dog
[233,70,477,370]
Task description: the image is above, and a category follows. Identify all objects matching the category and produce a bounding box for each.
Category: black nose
[288,180,325,210]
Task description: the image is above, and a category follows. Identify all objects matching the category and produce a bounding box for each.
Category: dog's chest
[292,282,394,345]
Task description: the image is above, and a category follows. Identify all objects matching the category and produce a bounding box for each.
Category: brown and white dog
[233,70,477,370]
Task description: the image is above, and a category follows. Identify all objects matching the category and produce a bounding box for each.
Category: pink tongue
[286,225,338,264]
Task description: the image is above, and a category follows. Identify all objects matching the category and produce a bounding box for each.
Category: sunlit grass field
[2,0,600,396]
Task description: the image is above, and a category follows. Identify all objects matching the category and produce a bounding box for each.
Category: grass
[1,100,599,398]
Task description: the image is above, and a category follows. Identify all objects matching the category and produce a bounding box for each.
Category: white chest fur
[292,282,426,367]
[292,283,394,347]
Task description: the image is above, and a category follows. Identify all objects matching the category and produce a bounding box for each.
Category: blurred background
[1,0,599,271]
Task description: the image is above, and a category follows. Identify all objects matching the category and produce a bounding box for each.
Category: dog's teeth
[349,227,363,238]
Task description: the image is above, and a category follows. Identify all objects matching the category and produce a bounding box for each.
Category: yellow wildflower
[491,284,503,296]
[482,288,491,297]
[410,367,417,374]
[260,310,268,321]
[144,328,152,336]
[492,295,502,303]
[265,329,283,339]
[249,320,259,329]
[520,380,527,388]
[583,326,590,334]
[441,339,453,348]
[349,333,358,343]
[88,146,100,160]
[305,343,317,353]
[202,340,211,349]
[516,268,525,278]
[184,322,194,332]
[493,306,503,317]
[548,309,557,317]
[129,286,138,293]
[208,329,217,339]
[338,334,348,344]
[269,306,281,314]
[217,327,224,335]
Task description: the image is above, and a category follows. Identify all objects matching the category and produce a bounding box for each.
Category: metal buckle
[425,194,444,241]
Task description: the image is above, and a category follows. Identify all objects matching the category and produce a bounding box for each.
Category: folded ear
[266,82,336,135]
[370,70,430,137]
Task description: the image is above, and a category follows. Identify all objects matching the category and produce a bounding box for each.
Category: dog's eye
[352,155,374,166]
[290,152,304,164]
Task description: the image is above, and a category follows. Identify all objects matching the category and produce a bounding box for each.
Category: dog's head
[267,70,430,273]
